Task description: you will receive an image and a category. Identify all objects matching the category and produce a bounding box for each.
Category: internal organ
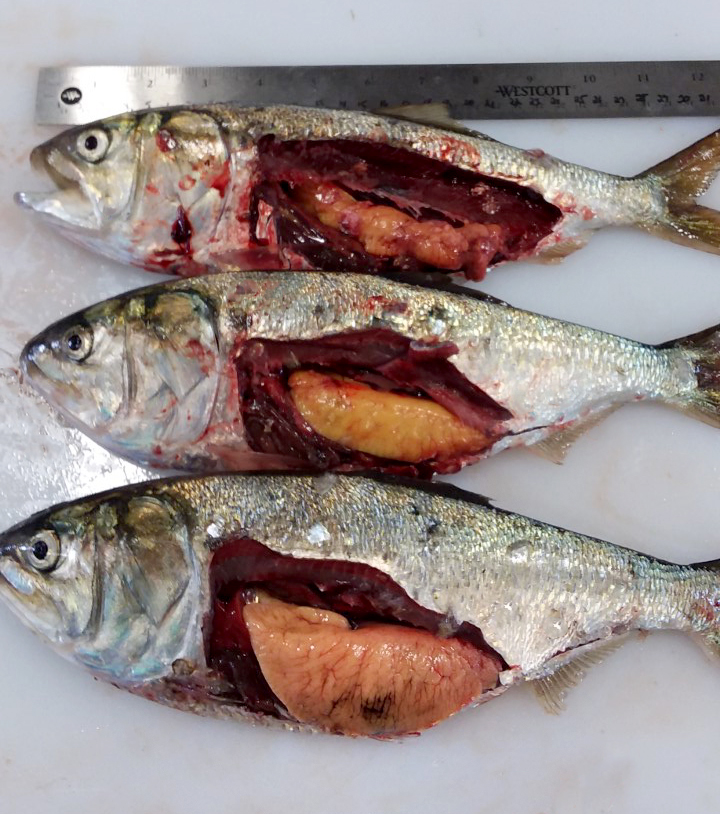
[235,328,512,475]
[245,593,499,736]
[251,138,562,279]
[292,181,504,279]
[289,370,492,462]
[207,538,503,736]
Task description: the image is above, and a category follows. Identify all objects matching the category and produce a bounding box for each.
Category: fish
[1,472,719,738]
[20,270,720,477]
[14,104,720,281]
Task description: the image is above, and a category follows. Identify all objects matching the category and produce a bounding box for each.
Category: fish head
[0,487,200,681]
[15,114,141,253]
[15,109,231,272]
[21,286,221,466]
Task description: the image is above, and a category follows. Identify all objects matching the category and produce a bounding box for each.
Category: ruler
[36,62,720,126]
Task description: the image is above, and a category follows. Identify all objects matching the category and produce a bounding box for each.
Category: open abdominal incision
[202,537,503,736]
[237,138,560,280]
[233,328,512,475]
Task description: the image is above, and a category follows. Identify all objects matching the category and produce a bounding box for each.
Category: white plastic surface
[2,4,720,813]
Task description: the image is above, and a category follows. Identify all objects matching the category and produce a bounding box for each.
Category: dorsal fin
[375,103,478,136]
[531,637,628,714]
[377,269,511,308]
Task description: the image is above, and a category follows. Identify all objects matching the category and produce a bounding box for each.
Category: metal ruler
[36,62,720,126]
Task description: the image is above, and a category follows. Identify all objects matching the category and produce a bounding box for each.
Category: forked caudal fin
[637,129,720,253]
[657,324,720,428]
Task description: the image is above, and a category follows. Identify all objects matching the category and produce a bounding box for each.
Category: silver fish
[20,271,720,476]
[0,473,718,737]
[14,104,720,281]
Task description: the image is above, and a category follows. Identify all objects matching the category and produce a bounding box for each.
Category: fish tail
[637,128,720,254]
[657,324,720,427]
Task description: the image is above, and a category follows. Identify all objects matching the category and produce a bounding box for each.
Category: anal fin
[526,404,621,464]
[691,628,720,663]
[531,636,628,714]
[530,237,589,264]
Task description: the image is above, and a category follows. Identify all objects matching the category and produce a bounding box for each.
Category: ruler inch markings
[36,62,720,125]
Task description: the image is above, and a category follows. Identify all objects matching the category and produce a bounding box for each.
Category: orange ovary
[292,181,503,273]
[243,593,499,736]
[289,370,490,462]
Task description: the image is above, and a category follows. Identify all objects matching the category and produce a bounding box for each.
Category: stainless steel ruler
[36,62,720,126]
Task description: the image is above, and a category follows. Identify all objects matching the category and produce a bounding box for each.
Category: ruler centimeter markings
[36,62,720,126]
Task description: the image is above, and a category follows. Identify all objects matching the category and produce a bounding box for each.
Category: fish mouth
[0,537,68,648]
[0,527,37,616]
[15,146,102,231]
[20,338,54,397]
[20,339,86,423]
[24,364,86,432]
[0,547,32,596]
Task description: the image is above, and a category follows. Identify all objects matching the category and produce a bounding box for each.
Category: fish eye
[61,324,93,362]
[76,128,110,163]
[24,530,61,573]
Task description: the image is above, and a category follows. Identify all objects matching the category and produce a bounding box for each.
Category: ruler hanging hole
[60,87,82,106]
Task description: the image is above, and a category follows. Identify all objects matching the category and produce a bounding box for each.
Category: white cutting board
[1,3,720,813]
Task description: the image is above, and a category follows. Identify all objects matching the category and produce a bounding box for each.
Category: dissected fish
[14,104,720,280]
[21,271,720,476]
[1,473,719,737]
